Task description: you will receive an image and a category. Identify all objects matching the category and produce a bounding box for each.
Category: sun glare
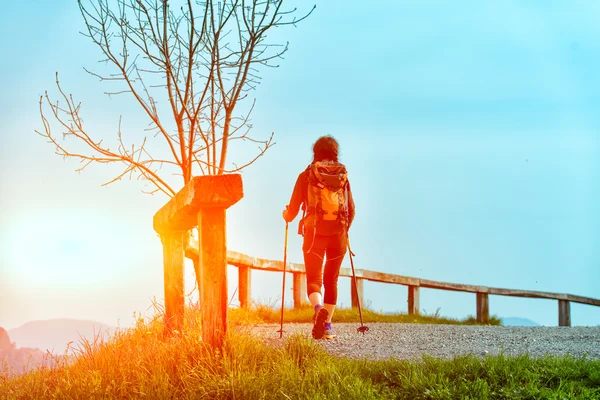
[6,214,132,287]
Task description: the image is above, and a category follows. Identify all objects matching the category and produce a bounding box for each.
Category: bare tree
[37,0,314,197]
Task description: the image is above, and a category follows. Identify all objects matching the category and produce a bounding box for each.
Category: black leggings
[303,230,348,305]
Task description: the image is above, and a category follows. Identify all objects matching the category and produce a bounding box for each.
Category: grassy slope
[232,304,502,326]
[1,307,598,399]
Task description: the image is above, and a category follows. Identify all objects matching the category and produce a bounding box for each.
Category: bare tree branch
[40,0,314,195]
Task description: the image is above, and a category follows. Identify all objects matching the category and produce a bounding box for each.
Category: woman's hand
[282,207,290,222]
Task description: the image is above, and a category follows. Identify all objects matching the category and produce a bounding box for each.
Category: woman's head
[312,135,339,162]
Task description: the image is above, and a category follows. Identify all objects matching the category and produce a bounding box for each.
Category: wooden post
[293,272,307,308]
[154,175,243,348]
[198,208,228,349]
[408,285,420,315]
[160,231,185,334]
[238,265,252,308]
[351,277,364,309]
[559,300,571,327]
[476,292,489,323]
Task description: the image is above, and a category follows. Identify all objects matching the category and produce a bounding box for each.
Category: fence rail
[156,175,597,348]
[185,238,600,327]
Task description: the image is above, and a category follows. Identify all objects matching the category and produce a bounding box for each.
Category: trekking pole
[277,221,289,338]
[348,236,369,335]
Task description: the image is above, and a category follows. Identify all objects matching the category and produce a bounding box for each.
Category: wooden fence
[154,174,599,348]
[184,239,600,327]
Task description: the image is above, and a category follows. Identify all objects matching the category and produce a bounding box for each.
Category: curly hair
[312,135,339,162]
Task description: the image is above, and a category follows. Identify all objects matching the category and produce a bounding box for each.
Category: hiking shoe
[312,305,321,323]
[323,327,337,339]
[312,307,329,339]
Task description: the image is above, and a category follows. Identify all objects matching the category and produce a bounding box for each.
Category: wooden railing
[154,175,597,349]
[185,239,600,327]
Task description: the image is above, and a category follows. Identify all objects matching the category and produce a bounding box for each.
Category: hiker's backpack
[301,161,349,233]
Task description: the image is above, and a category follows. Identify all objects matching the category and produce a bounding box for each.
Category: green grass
[1,307,597,399]
[229,302,502,326]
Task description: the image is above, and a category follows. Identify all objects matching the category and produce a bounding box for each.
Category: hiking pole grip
[277,221,289,338]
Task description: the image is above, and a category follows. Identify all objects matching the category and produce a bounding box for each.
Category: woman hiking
[282,135,356,339]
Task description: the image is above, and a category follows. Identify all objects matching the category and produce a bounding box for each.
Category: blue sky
[1,0,599,331]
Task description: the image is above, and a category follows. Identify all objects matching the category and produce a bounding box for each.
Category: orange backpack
[301,161,349,233]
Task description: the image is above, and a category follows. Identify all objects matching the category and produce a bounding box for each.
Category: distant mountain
[0,327,51,374]
[501,317,540,327]
[8,319,118,355]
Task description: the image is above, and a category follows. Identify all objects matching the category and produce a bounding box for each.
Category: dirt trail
[250,323,600,360]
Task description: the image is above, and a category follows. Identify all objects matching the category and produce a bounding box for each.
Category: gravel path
[248,323,600,361]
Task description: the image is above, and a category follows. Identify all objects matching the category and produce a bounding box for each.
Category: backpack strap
[339,180,349,226]
[298,164,312,236]
[298,202,306,235]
